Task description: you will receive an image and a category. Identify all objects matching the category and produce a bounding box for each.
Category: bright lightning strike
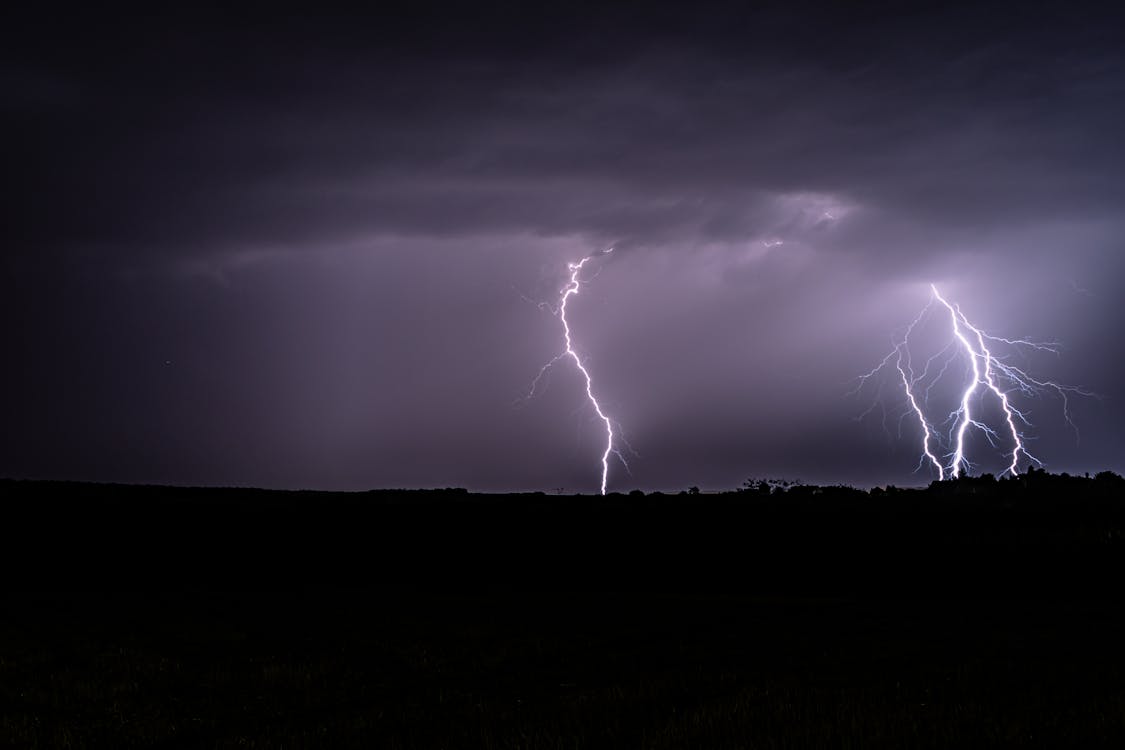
[855,284,1095,480]
[525,248,621,495]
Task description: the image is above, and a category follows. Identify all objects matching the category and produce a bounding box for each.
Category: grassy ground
[3,594,1125,748]
[3,476,1124,746]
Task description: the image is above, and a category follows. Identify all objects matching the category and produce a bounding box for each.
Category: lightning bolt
[526,248,620,495]
[854,300,945,479]
[856,284,1095,480]
[895,314,945,480]
[932,285,1030,478]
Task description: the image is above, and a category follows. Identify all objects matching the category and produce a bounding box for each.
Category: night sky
[4,3,1124,493]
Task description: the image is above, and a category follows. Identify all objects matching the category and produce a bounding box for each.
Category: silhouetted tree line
[2,469,1124,594]
[3,469,1122,506]
[706,466,1125,502]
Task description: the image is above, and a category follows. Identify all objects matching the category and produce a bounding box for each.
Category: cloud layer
[3,3,1124,490]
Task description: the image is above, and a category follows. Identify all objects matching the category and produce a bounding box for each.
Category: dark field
[2,472,1125,747]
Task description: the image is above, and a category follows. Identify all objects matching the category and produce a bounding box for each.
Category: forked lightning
[856,284,1093,479]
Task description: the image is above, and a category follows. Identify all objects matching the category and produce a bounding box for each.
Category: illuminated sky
[3,3,1124,491]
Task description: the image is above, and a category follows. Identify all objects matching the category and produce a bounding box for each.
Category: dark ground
[2,471,1124,747]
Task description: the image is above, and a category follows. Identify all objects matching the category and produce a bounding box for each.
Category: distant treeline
[4,464,1122,502]
[2,469,1124,596]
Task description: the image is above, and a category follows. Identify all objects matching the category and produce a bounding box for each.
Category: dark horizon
[4,3,1124,493]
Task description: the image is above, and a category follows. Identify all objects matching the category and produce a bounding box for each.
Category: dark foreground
[2,471,1125,747]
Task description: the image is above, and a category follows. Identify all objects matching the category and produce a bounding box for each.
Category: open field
[2,473,1125,747]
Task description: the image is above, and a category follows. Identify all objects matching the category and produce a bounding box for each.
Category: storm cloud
[4,2,1124,491]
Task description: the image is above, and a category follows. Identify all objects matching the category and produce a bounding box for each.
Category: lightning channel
[854,301,944,478]
[856,284,1094,480]
[528,248,619,495]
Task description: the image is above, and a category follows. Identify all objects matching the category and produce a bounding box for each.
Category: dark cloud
[3,2,1124,490]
